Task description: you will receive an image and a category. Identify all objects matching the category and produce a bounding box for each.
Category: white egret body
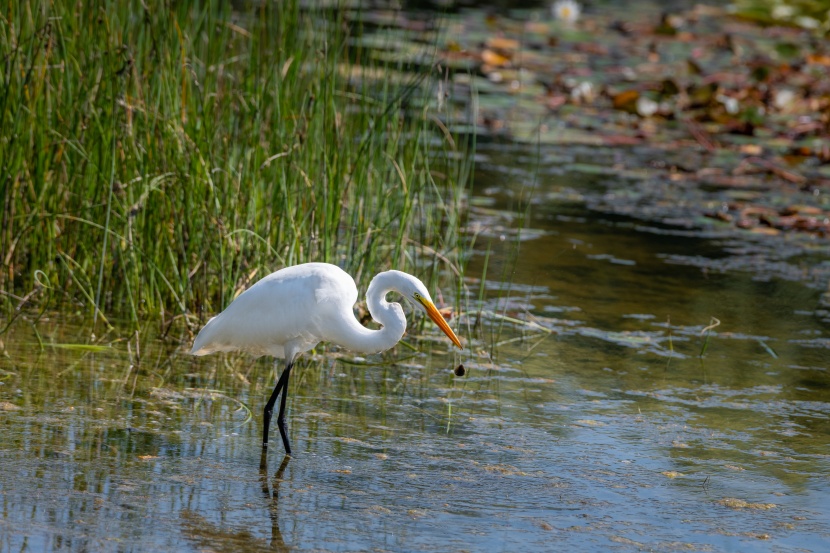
[191,262,462,455]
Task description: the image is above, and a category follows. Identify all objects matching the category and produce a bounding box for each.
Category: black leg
[276,363,293,455]
[263,360,294,454]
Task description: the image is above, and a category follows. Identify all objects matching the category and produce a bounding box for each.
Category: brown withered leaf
[611,89,640,111]
[481,49,511,67]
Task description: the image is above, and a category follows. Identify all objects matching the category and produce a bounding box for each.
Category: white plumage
[190,262,462,456]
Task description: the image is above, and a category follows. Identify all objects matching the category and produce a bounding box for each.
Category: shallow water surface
[2,144,830,551]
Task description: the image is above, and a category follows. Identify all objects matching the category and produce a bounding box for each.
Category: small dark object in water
[454,364,466,377]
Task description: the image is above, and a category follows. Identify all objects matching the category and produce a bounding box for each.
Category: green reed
[0,1,468,330]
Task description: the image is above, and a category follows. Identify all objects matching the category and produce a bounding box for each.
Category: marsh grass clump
[0,1,468,331]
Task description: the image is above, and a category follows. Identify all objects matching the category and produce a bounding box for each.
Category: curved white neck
[330,271,407,354]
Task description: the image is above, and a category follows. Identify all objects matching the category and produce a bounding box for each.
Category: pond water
[1,141,829,552]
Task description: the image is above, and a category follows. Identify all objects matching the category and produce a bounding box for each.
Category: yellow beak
[418,298,463,349]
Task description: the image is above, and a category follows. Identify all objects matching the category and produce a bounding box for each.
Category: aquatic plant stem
[699,317,720,358]
[93,86,117,333]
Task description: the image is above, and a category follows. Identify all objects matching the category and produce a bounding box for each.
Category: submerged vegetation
[0,1,469,331]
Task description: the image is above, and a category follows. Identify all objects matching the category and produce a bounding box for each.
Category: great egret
[190,262,463,455]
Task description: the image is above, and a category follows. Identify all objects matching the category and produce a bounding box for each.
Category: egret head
[394,272,463,350]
